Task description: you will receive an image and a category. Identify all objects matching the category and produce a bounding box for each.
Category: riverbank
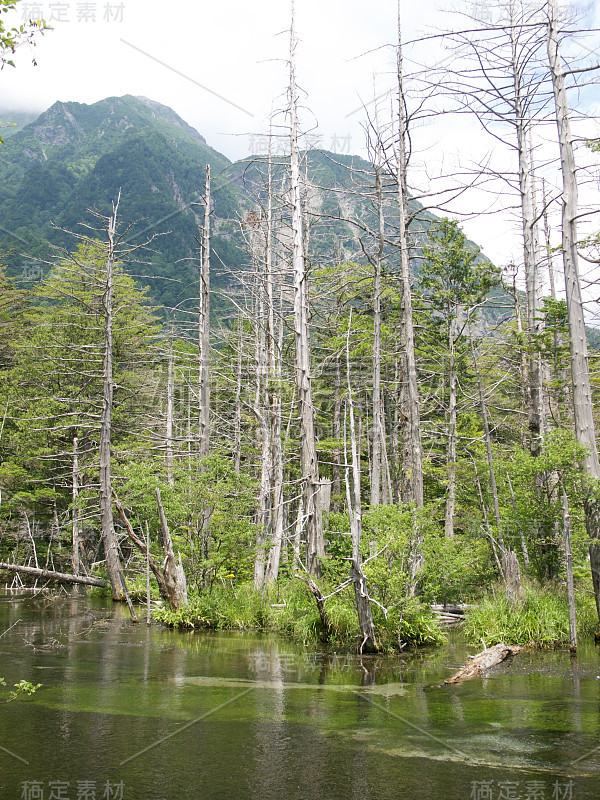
[150,579,599,651]
[151,581,446,650]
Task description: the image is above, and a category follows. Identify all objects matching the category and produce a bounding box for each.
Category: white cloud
[1,0,599,277]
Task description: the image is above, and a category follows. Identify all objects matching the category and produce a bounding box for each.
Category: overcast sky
[2,0,600,292]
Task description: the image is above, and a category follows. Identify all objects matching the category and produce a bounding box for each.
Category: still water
[0,592,599,800]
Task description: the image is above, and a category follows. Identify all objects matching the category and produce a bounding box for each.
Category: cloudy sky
[2,0,600,289]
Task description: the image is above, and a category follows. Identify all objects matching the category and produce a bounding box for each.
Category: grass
[463,581,598,647]
[152,580,445,651]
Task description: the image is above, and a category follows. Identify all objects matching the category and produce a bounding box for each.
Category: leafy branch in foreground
[0,676,42,702]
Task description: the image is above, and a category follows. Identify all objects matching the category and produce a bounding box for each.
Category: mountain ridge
[0,95,484,315]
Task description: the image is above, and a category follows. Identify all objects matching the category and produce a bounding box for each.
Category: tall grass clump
[464,582,597,647]
[152,579,445,649]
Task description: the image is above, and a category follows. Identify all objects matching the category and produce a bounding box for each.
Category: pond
[0,592,598,799]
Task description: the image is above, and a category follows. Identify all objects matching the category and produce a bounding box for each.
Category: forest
[1,0,600,656]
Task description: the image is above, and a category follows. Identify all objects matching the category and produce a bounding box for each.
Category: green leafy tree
[419,218,500,537]
[0,241,159,570]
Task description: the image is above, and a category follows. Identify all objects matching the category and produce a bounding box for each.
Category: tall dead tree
[252,236,271,590]
[437,0,548,455]
[71,436,81,577]
[395,3,424,511]
[369,144,388,508]
[265,147,286,585]
[99,195,125,600]
[507,2,545,456]
[546,0,600,619]
[346,313,379,653]
[289,2,323,575]
[198,164,211,460]
[166,336,175,487]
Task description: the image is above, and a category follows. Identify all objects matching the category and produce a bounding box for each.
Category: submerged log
[444,643,523,684]
[0,562,108,588]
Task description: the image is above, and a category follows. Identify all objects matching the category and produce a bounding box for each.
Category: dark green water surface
[0,592,599,799]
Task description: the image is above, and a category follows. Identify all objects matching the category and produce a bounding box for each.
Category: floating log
[0,562,108,588]
[444,643,523,684]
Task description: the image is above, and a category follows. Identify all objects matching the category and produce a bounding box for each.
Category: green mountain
[0,95,495,317]
[0,95,246,310]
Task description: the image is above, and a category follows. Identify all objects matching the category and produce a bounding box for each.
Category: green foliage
[420,533,496,604]
[391,599,447,648]
[154,577,445,650]
[420,218,500,321]
[116,453,258,589]
[464,583,598,647]
[0,0,47,75]
[1,677,42,702]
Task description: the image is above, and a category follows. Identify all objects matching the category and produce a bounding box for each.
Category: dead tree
[546,0,600,620]
[289,2,324,575]
[395,2,424,511]
[99,194,125,600]
[346,312,379,653]
[198,164,211,460]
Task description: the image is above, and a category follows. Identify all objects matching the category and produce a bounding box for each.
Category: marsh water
[0,592,599,800]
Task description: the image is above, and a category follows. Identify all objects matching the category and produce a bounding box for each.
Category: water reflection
[0,592,598,800]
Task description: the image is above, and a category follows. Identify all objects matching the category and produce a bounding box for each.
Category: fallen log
[444,643,523,684]
[0,562,108,588]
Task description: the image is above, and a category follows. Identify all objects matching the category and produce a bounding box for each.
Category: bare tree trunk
[546,0,600,620]
[503,549,523,603]
[0,562,108,588]
[234,311,243,473]
[512,283,531,448]
[445,320,457,538]
[332,353,342,512]
[560,484,578,650]
[389,355,402,503]
[543,179,568,420]
[509,8,544,457]
[72,436,81,576]
[290,4,323,576]
[199,164,211,460]
[396,3,423,510]
[396,4,424,592]
[100,195,124,600]
[265,164,285,584]
[166,336,174,487]
[155,487,187,610]
[370,164,384,508]
[507,472,530,571]
[472,458,504,577]
[346,313,378,653]
[470,325,501,530]
[113,493,171,606]
[253,279,271,591]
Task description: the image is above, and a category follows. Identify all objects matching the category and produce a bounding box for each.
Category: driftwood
[430,604,470,626]
[0,562,108,588]
[444,643,523,684]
